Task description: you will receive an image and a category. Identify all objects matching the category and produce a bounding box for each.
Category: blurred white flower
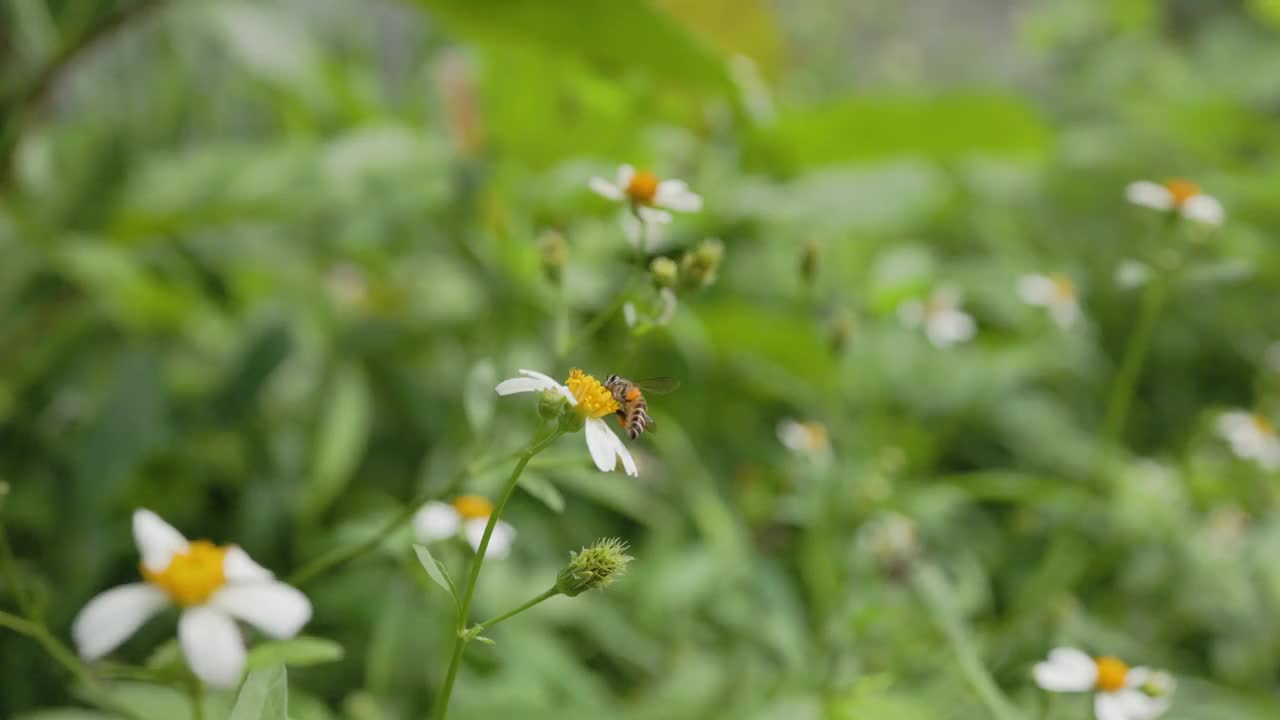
[1114,260,1152,290]
[414,496,516,559]
[1126,179,1223,225]
[72,510,311,689]
[590,165,701,250]
[495,368,637,476]
[1019,273,1081,328]
[1217,411,1280,470]
[898,288,976,348]
[1034,648,1172,720]
[776,418,830,455]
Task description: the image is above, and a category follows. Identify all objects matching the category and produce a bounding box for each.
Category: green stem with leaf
[432,426,564,720]
[471,587,560,633]
[1099,269,1168,464]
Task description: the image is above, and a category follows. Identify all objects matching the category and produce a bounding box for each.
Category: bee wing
[635,377,680,394]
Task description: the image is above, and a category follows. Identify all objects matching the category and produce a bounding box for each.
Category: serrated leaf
[412,543,459,607]
[518,471,565,513]
[246,636,344,671]
[229,665,288,720]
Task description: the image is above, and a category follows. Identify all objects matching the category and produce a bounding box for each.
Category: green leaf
[747,94,1050,172]
[414,0,730,93]
[229,665,288,720]
[214,324,293,424]
[245,636,344,671]
[518,471,565,513]
[303,363,373,519]
[412,543,460,607]
[12,711,117,720]
[463,359,498,435]
[144,639,183,673]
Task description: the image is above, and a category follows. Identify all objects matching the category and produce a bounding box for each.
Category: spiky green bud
[555,538,632,597]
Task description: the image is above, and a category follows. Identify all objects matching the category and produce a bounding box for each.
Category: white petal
[1018,274,1055,306]
[1050,299,1081,328]
[1181,194,1223,225]
[495,370,574,404]
[465,518,516,559]
[1126,181,1173,211]
[622,302,638,328]
[133,509,189,573]
[72,583,169,661]
[616,164,635,188]
[927,311,976,347]
[1033,647,1097,692]
[589,176,623,201]
[655,287,678,325]
[584,417,619,472]
[654,181,703,212]
[1114,260,1151,290]
[612,429,638,477]
[179,607,246,689]
[1095,692,1131,720]
[210,582,312,639]
[637,206,673,225]
[414,502,462,542]
[777,419,808,451]
[222,547,274,583]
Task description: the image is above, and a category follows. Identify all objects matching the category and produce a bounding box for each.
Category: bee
[603,375,680,439]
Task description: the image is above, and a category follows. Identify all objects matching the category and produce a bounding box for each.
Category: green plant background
[2,0,1280,718]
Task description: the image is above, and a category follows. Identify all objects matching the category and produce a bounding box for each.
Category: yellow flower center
[1163,179,1200,207]
[1252,414,1276,436]
[1094,656,1129,693]
[142,540,228,607]
[800,422,830,451]
[565,368,619,419]
[625,170,660,205]
[453,494,493,520]
[1050,273,1076,302]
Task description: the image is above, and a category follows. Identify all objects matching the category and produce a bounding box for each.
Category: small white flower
[1114,260,1152,290]
[1034,648,1172,720]
[495,368,637,476]
[590,165,701,250]
[1019,273,1082,328]
[72,510,311,689]
[1126,179,1223,225]
[776,418,830,455]
[1218,411,1280,470]
[414,496,516,559]
[898,288,976,348]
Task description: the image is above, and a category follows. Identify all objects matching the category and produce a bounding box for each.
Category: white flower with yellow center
[1034,648,1173,720]
[898,288,976,348]
[414,495,516,559]
[590,165,701,249]
[71,510,312,688]
[1126,178,1223,226]
[495,368,637,476]
[776,418,831,455]
[1019,273,1082,328]
[1218,410,1280,470]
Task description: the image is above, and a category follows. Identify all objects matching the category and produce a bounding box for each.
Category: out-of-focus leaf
[463,358,498,435]
[214,324,293,424]
[246,637,344,671]
[413,543,460,607]
[73,346,165,504]
[12,711,116,720]
[303,363,373,519]
[414,0,731,92]
[747,94,1050,172]
[517,471,565,513]
[229,665,288,720]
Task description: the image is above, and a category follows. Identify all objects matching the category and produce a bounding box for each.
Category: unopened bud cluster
[555,537,632,596]
[679,238,724,292]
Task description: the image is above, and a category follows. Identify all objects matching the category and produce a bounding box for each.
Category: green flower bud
[555,537,632,597]
[539,230,568,282]
[649,256,679,288]
[861,512,919,581]
[538,388,569,422]
[680,238,725,291]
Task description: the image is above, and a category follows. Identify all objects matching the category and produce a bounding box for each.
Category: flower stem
[189,677,206,720]
[1100,272,1167,464]
[912,565,1024,720]
[431,427,563,720]
[0,521,34,616]
[472,587,560,632]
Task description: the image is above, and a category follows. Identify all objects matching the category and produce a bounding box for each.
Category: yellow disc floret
[142,540,228,607]
[453,494,494,520]
[1094,656,1129,693]
[1050,273,1076,301]
[1252,414,1275,436]
[565,368,619,419]
[1163,179,1200,207]
[625,170,660,205]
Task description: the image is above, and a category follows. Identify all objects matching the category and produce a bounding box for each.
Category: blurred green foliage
[2,0,1280,719]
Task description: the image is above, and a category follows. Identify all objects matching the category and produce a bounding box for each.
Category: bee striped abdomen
[624,399,650,439]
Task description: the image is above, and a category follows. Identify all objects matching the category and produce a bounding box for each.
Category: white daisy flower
[495,368,637,476]
[898,288,976,348]
[72,510,311,689]
[776,418,831,455]
[414,495,516,559]
[1034,648,1173,720]
[590,165,702,249]
[1019,273,1082,328]
[1126,179,1223,225]
[1217,411,1280,470]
